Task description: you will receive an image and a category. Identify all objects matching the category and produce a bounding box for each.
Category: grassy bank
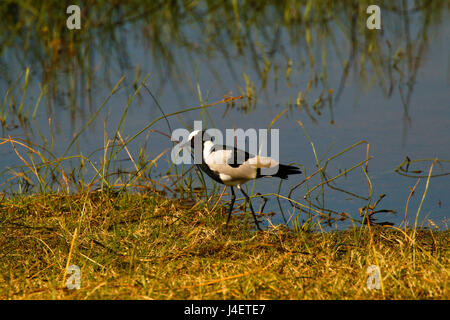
[0,192,447,299]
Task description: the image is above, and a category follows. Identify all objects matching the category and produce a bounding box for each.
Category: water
[0,2,449,229]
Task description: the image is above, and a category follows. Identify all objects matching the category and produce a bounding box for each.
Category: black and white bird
[180,130,301,231]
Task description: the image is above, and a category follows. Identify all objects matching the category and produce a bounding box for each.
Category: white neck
[203,141,214,158]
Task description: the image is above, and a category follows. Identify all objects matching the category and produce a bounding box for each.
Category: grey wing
[223,145,252,168]
[205,147,258,182]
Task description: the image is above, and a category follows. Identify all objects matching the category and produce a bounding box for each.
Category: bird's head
[184,129,212,148]
[187,129,202,143]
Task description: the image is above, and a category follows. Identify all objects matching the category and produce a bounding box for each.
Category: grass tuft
[0,192,448,299]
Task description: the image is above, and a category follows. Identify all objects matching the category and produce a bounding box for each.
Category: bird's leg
[226,186,236,229]
[238,186,262,231]
[256,193,268,216]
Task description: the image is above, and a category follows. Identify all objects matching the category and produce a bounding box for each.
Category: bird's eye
[211,136,215,142]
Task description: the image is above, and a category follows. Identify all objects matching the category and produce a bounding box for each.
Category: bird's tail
[273,164,302,179]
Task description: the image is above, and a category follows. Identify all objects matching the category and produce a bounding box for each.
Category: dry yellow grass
[0,192,448,299]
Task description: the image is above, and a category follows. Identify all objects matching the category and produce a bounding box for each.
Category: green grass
[0,192,448,299]
[1,1,447,125]
[0,85,448,300]
[1,0,449,301]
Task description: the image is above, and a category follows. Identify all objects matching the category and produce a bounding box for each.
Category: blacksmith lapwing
[180,130,301,230]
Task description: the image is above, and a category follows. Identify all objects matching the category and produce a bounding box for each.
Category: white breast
[202,141,279,186]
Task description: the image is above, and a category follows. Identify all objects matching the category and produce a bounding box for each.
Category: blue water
[1,5,449,229]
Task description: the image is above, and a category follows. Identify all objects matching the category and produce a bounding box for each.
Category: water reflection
[0,1,449,229]
[2,1,447,120]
